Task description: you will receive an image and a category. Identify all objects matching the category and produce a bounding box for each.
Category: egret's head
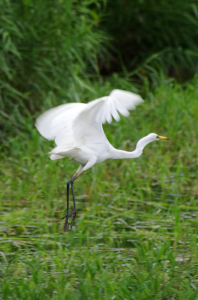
[136,133,169,151]
[147,133,169,141]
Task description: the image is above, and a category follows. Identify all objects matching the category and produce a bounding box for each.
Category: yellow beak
[158,136,169,140]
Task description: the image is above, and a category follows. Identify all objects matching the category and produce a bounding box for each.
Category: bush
[0,0,108,138]
[101,0,198,78]
[1,0,198,140]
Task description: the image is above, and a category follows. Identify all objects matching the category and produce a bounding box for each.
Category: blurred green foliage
[1,0,198,138]
[0,0,108,139]
[102,0,198,79]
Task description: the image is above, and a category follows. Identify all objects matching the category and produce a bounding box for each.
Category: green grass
[1,77,198,299]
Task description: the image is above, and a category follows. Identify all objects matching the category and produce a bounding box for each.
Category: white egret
[35,89,169,231]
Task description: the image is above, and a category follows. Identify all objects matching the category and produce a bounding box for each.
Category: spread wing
[36,89,143,155]
[73,89,144,148]
[35,102,86,149]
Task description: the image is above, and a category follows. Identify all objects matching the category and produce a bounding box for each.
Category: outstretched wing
[35,102,86,149]
[73,89,144,148]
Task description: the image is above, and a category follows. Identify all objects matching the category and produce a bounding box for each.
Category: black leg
[70,181,77,228]
[62,182,70,232]
[61,175,78,232]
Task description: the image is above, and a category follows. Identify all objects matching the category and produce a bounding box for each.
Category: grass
[1,77,198,299]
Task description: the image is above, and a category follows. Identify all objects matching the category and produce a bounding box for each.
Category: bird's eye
[156,136,159,139]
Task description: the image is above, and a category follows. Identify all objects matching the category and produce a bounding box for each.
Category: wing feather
[35,102,86,149]
[36,89,144,158]
[73,89,144,147]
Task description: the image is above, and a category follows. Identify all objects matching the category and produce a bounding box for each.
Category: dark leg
[62,182,71,232]
[61,174,80,232]
[70,181,77,228]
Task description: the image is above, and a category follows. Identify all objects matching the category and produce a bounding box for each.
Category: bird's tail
[49,147,81,161]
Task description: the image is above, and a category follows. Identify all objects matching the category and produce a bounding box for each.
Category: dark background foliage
[101,0,198,78]
[1,0,198,139]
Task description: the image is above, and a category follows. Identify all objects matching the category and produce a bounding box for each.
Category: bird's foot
[61,211,77,231]
[70,211,77,229]
[62,214,69,232]
[62,212,72,232]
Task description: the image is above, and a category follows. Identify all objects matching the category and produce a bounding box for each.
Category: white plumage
[35,89,168,230]
[36,89,143,162]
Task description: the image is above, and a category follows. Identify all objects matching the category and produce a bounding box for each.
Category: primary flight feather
[36,89,168,231]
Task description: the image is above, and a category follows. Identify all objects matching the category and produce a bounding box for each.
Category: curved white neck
[111,135,154,159]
